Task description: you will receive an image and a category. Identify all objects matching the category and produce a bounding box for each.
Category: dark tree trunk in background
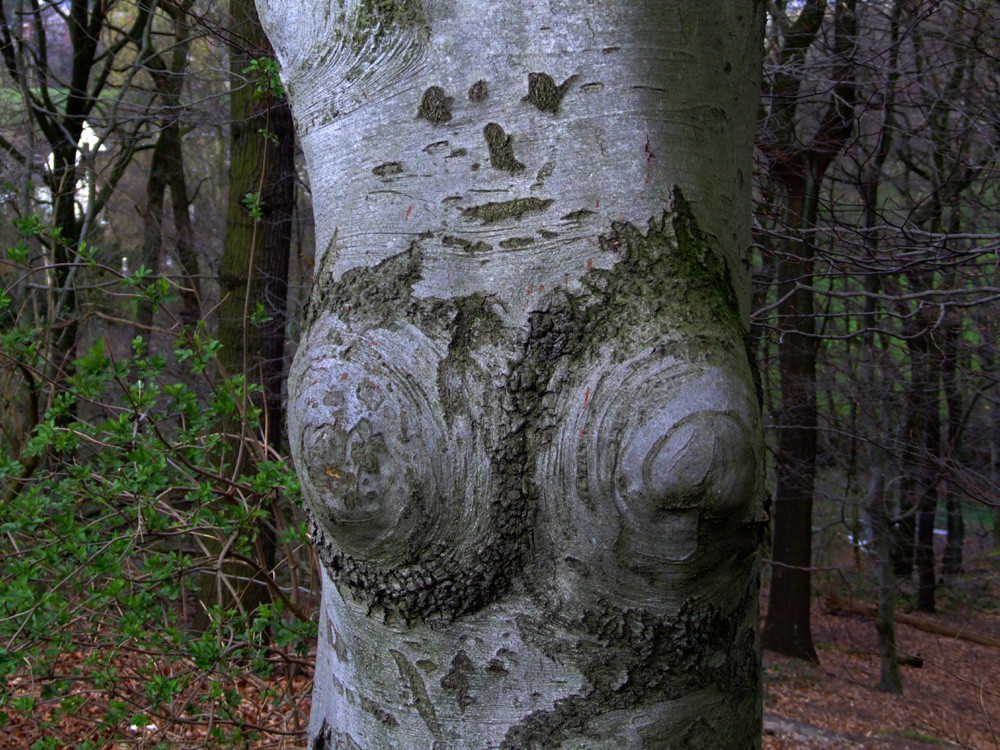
[766,174,821,663]
[910,328,941,613]
[137,5,200,332]
[200,0,296,623]
[941,263,965,578]
[761,0,857,663]
[219,0,295,451]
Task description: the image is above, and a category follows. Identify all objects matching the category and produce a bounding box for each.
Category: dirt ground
[763,550,1000,750]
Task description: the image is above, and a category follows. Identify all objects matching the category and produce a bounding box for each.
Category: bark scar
[440,650,477,713]
[390,649,442,740]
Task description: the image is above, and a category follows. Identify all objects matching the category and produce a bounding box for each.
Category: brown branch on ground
[825,594,1000,650]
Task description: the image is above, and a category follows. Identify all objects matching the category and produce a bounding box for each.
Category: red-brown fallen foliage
[1,632,313,750]
[765,551,1000,749]
[7,554,998,748]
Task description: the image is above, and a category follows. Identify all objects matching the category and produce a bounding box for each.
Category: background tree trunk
[198,0,296,627]
[259,1,766,746]
[760,0,857,662]
[219,0,295,453]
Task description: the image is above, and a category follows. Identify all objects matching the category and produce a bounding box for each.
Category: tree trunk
[201,0,296,626]
[868,448,902,694]
[914,363,940,614]
[165,127,203,326]
[759,0,857,662]
[137,133,170,333]
[941,324,964,579]
[136,7,201,333]
[763,174,821,664]
[219,0,296,452]
[259,1,767,746]
[893,427,918,578]
[901,319,940,613]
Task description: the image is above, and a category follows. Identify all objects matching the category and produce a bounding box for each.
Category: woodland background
[0,1,998,748]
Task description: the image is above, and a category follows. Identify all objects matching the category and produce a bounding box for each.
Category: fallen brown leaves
[1,630,313,750]
[7,555,999,749]
[764,551,1000,750]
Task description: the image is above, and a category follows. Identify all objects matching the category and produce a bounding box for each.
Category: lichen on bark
[522,72,578,114]
[460,197,553,224]
[416,85,453,124]
[514,187,755,388]
[499,560,761,748]
[483,122,525,172]
[351,0,425,51]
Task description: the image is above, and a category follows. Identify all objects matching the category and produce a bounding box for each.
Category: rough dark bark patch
[522,72,578,114]
[442,235,492,253]
[460,197,553,224]
[352,0,425,52]
[440,650,477,712]
[372,161,403,177]
[483,122,525,172]
[417,86,454,124]
[499,555,761,748]
[468,79,488,101]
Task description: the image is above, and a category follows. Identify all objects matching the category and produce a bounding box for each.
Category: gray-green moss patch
[499,237,536,249]
[562,209,595,222]
[671,189,762,404]
[440,650,476,712]
[498,562,761,748]
[522,72,578,114]
[390,649,441,738]
[483,123,525,173]
[461,197,553,224]
[372,161,403,177]
[468,79,489,101]
[304,242,423,330]
[351,0,425,53]
[417,86,453,124]
[442,235,492,253]
[511,186,760,417]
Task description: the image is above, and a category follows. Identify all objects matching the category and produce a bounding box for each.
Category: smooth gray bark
[257,1,766,747]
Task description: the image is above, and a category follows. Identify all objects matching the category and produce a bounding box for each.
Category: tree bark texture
[258,2,767,746]
[219,0,296,452]
[203,0,296,626]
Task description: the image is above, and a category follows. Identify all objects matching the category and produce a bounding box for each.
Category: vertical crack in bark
[391,648,443,740]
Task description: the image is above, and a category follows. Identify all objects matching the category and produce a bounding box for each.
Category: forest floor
[763,541,1000,749]
[6,545,1000,748]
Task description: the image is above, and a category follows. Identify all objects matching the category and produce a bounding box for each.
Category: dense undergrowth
[1,222,317,749]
